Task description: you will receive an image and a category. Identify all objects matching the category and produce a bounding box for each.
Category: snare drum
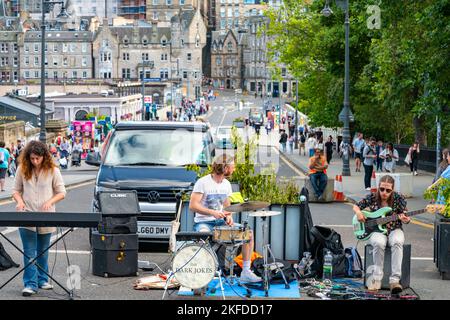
[171,243,218,289]
[213,226,251,245]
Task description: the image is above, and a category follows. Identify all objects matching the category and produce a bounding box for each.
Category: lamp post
[39,0,69,143]
[141,59,154,120]
[322,0,353,176]
[294,79,299,149]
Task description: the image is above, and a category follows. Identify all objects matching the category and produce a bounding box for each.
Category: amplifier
[91,232,138,277]
[97,216,137,234]
[98,191,141,216]
[364,244,411,289]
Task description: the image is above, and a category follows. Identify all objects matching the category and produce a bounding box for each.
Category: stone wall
[0,121,25,146]
[0,84,113,97]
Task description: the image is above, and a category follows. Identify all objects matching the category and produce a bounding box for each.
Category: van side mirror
[85,151,101,167]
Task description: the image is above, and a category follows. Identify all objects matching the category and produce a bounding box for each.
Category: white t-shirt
[193,174,232,223]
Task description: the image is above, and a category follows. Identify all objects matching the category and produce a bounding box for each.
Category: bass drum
[171,243,218,290]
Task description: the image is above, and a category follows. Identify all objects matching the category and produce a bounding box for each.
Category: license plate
[137,222,171,238]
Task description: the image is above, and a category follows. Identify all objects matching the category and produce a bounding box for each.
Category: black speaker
[92,232,138,277]
[98,191,140,216]
[97,216,138,234]
[364,244,411,289]
[434,213,450,280]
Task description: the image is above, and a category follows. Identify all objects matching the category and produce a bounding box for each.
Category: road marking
[275,147,305,176]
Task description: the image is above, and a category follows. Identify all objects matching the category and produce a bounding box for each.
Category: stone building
[0,18,21,83]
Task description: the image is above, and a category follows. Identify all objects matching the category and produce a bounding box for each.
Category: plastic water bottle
[323,250,333,280]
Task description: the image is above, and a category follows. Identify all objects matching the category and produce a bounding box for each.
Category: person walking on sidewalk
[308,148,329,201]
[353,133,365,172]
[376,140,384,172]
[408,142,420,176]
[288,135,294,154]
[0,141,11,191]
[325,135,334,164]
[362,137,377,191]
[353,174,410,294]
[279,130,288,153]
[306,134,317,157]
[299,133,306,156]
[12,140,66,297]
[380,143,399,173]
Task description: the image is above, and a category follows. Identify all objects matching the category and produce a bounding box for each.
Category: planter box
[179,201,306,261]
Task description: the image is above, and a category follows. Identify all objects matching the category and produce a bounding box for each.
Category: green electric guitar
[352,204,442,241]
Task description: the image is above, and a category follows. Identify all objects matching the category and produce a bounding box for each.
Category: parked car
[249,110,264,127]
[86,121,215,246]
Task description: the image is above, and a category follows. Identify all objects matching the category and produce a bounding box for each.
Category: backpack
[252,258,297,284]
[309,226,346,278]
[344,247,363,278]
[0,241,19,271]
[300,135,306,143]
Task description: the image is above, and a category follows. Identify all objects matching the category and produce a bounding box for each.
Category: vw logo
[147,191,160,203]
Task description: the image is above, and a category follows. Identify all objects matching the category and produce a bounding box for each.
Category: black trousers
[364,164,374,189]
[410,158,419,172]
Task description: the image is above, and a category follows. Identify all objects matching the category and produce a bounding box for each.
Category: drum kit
[165,201,291,299]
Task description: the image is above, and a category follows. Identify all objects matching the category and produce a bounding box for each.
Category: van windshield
[103,129,209,166]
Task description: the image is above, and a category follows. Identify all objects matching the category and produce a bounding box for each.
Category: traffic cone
[333,175,345,202]
[370,170,377,193]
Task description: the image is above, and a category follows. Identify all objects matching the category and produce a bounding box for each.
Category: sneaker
[390,282,403,294]
[367,279,381,291]
[240,270,262,283]
[39,282,54,290]
[22,287,37,297]
[414,171,418,176]
[365,187,371,191]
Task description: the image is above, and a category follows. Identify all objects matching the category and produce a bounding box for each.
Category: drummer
[189,154,262,283]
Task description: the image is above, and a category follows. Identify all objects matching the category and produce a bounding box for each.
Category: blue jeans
[19,228,52,290]
[194,219,242,232]
[309,149,315,157]
[281,143,287,153]
[310,172,328,198]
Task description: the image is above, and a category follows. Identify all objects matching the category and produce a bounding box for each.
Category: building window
[24,71,30,79]
[53,71,58,79]
[53,57,59,66]
[123,52,129,60]
[183,71,188,79]
[220,20,226,30]
[13,57,18,67]
[34,44,39,52]
[82,43,87,53]
[0,57,8,66]
[1,43,8,52]
[53,44,58,52]
[152,12,158,20]
[13,71,18,81]
[34,56,39,66]
[187,53,192,61]
[180,0,185,4]
[216,57,221,66]
[142,53,149,61]
[160,69,168,79]
[122,68,131,79]
[72,71,78,78]
[220,8,225,18]
[161,39,167,47]
[25,45,29,53]
[34,71,39,78]
[152,0,158,4]
[281,68,287,77]
[166,0,172,4]
[227,42,232,52]
[63,43,68,52]
[82,57,87,66]
[70,43,76,52]
[161,53,167,61]
[83,71,87,78]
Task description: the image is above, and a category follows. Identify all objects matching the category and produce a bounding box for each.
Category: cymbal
[225,201,270,212]
[249,211,281,217]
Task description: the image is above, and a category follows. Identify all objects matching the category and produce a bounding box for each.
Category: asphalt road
[0,92,447,300]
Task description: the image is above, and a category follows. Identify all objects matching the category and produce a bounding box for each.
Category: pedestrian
[306,134,317,157]
[376,140,384,172]
[408,142,420,176]
[315,136,324,151]
[299,133,306,156]
[308,148,328,201]
[288,135,294,154]
[353,133,364,172]
[15,139,24,168]
[265,121,271,135]
[12,140,66,297]
[380,143,399,173]
[362,137,377,191]
[0,141,11,191]
[279,130,288,153]
[325,135,334,163]
[433,148,449,183]
[6,147,16,177]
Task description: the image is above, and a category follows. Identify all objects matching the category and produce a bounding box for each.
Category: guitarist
[353,175,410,294]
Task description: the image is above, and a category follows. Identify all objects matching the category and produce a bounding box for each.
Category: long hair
[211,154,234,175]
[18,140,56,181]
[440,148,449,170]
[376,175,395,208]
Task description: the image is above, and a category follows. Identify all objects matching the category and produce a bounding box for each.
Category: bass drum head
[172,244,217,289]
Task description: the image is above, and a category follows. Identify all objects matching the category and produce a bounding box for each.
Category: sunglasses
[379,187,393,193]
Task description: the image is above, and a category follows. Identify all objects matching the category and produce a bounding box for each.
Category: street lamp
[39,0,69,143]
[294,79,299,149]
[141,59,154,120]
[322,0,354,176]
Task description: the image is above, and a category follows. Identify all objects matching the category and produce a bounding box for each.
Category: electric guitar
[352,204,443,241]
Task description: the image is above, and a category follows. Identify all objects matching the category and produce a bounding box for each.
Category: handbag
[404,152,411,165]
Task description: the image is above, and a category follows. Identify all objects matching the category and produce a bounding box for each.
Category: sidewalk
[0,163,98,201]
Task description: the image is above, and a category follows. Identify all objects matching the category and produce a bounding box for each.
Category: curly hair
[18,140,56,181]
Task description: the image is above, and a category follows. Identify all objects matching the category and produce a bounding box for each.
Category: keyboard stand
[0,228,75,300]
